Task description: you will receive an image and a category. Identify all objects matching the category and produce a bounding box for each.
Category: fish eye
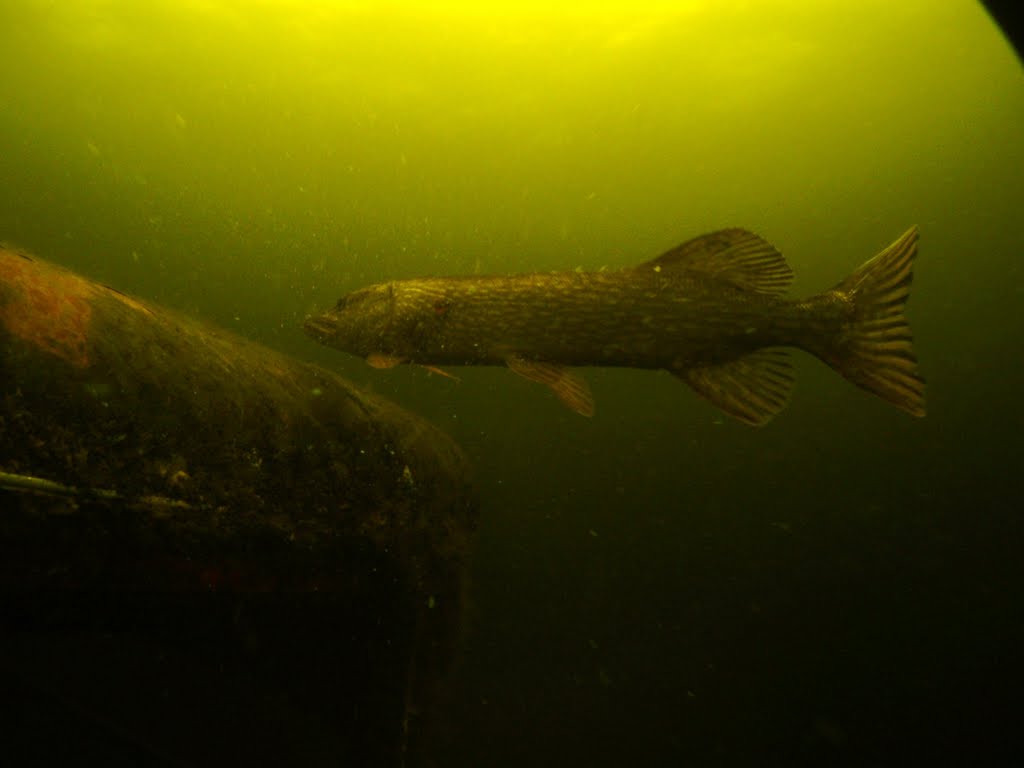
[338,289,371,309]
[334,284,394,311]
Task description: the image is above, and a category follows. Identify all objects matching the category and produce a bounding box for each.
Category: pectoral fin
[367,353,405,369]
[676,349,794,426]
[505,355,595,417]
[366,354,459,382]
[419,365,460,382]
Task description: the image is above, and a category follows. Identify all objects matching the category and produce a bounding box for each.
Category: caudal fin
[819,227,926,417]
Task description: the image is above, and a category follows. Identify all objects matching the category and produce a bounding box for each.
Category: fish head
[304,280,445,361]
[304,281,406,358]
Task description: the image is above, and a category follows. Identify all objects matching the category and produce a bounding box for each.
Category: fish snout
[302,314,336,341]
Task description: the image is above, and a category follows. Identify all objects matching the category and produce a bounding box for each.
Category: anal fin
[506,355,595,417]
[676,349,794,426]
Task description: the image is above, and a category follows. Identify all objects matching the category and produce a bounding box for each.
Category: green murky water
[1,1,1022,764]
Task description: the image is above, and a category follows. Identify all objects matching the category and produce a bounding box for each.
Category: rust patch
[0,250,96,368]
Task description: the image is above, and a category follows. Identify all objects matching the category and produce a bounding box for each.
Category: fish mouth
[302,314,335,340]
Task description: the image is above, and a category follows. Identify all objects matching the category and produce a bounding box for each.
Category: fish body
[304,228,925,425]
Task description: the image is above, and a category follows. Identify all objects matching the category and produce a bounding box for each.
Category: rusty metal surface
[0,246,477,766]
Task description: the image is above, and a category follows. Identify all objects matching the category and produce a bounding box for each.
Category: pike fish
[303,227,925,425]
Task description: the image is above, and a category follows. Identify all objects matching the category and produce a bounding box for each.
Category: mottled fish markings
[304,228,925,425]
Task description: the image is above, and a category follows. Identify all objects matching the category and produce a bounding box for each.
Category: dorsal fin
[641,229,793,295]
